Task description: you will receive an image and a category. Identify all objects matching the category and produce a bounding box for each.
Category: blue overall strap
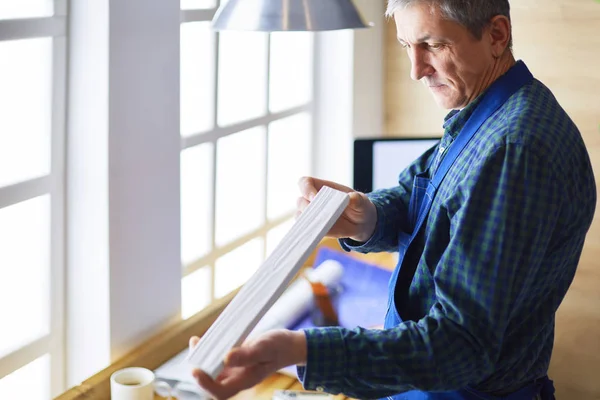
[431,61,533,190]
[411,61,533,242]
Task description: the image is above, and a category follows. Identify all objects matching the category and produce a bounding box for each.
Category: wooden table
[155,372,352,400]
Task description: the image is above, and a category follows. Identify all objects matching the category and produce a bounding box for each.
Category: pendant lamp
[211,0,371,32]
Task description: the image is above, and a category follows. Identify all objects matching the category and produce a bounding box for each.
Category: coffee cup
[110,367,156,400]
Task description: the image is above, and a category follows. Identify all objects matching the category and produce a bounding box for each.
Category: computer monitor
[353,137,440,193]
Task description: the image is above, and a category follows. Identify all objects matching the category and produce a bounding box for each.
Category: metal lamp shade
[211,0,371,32]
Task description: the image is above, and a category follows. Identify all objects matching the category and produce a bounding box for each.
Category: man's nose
[409,48,434,81]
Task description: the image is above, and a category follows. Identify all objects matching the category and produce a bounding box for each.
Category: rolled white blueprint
[247,259,344,339]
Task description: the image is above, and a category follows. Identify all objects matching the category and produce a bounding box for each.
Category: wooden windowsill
[54,289,238,400]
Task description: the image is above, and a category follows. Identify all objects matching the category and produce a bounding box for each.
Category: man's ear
[487,15,511,56]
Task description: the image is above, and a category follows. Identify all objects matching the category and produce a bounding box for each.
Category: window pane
[181,22,215,137]
[218,31,268,126]
[0,196,50,358]
[266,218,295,258]
[269,32,314,113]
[215,238,263,298]
[0,354,50,400]
[267,113,312,220]
[182,266,211,319]
[181,0,216,9]
[0,0,52,19]
[0,38,52,188]
[181,143,213,266]
[215,127,266,246]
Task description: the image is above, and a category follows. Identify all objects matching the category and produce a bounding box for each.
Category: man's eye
[399,42,409,49]
[428,43,444,50]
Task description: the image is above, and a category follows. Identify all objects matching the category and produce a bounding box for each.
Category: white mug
[110,367,156,400]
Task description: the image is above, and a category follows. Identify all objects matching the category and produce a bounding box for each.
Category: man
[190,1,597,399]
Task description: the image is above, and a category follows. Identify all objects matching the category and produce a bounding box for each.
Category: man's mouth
[429,84,446,91]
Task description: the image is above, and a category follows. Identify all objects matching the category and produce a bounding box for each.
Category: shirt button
[316,386,324,392]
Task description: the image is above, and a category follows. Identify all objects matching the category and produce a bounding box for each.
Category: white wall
[66,0,181,386]
[66,0,111,385]
[313,0,385,187]
[107,0,181,363]
[352,0,385,140]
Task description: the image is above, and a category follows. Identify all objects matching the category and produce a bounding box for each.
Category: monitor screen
[353,137,440,193]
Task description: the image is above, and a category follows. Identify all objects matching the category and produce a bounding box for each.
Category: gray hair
[386,0,513,49]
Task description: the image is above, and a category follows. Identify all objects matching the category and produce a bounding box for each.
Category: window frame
[0,0,68,396]
[179,2,316,310]
[0,0,380,392]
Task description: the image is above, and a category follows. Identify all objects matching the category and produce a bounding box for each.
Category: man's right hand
[297,176,377,243]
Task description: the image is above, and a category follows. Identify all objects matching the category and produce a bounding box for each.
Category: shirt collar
[442,94,484,139]
[441,60,525,138]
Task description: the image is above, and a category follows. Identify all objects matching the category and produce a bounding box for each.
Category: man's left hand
[189,329,307,400]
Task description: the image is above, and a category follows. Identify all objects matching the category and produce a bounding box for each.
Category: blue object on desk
[279,247,393,377]
[290,247,393,331]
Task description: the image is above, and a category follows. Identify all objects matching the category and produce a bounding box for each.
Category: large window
[0,1,67,397]
[179,1,315,319]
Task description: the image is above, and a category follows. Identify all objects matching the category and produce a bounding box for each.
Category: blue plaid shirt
[297,62,597,399]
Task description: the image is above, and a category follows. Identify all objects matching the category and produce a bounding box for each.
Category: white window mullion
[179,0,220,311]
[181,104,311,150]
[209,140,217,301]
[50,0,68,394]
[311,34,320,177]
[0,177,51,209]
[180,9,216,23]
[185,211,295,279]
[262,33,272,260]
[208,22,220,302]
[0,17,66,41]
[0,336,51,382]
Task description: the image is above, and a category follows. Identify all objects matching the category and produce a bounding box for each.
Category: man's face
[394,3,496,109]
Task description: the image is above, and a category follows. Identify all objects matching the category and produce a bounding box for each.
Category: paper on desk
[273,389,333,399]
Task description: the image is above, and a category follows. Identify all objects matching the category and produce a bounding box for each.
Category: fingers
[189,336,200,351]
[192,368,225,399]
[297,176,319,201]
[216,364,271,395]
[192,365,269,400]
[296,177,358,223]
[347,191,366,210]
[190,331,289,399]
[296,195,310,217]
[297,176,354,201]
[225,345,261,368]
